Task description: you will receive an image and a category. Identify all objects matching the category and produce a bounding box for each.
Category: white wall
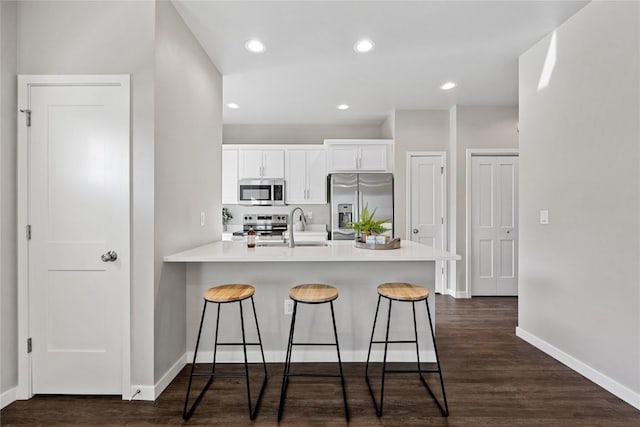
[380,112,395,139]
[223,123,381,144]
[518,0,640,406]
[0,0,18,400]
[453,106,519,295]
[153,0,222,382]
[16,0,157,388]
[393,110,449,240]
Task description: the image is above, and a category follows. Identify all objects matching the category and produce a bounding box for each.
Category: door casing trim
[465,148,519,298]
[17,74,131,400]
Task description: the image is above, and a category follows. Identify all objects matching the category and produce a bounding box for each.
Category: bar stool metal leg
[183,300,213,420]
[329,300,350,422]
[424,297,449,416]
[277,300,298,421]
[365,295,382,380]
[183,293,268,421]
[278,291,349,423]
[366,296,394,417]
[365,293,449,418]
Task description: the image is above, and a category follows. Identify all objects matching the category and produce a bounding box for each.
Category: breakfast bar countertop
[164,239,460,263]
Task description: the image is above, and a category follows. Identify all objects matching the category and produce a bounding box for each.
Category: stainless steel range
[243,214,288,239]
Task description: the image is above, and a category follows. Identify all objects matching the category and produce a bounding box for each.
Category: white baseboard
[154,353,186,399]
[187,349,436,364]
[443,288,469,298]
[129,353,188,401]
[516,327,640,410]
[1,386,17,410]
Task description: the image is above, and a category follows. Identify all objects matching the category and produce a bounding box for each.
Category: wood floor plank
[2,296,639,426]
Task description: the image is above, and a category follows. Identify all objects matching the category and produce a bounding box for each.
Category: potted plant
[348,204,389,242]
[222,207,233,231]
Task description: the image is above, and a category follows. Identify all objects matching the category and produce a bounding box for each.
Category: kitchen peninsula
[165,240,460,363]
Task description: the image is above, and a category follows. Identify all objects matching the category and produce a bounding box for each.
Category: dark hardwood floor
[2,296,639,426]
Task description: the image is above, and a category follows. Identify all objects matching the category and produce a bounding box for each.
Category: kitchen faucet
[288,207,307,248]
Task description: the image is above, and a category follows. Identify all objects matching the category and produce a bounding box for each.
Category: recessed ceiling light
[245,39,265,53]
[227,103,240,109]
[337,104,350,110]
[354,39,375,53]
[440,81,457,91]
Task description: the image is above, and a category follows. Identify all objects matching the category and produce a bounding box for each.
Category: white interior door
[471,155,518,296]
[25,77,130,394]
[409,155,445,293]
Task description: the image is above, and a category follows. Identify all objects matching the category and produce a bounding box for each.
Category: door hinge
[26,224,32,240]
[20,109,31,127]
[27,338,32,353]
[441,217,444,224]
[440,166,444,174]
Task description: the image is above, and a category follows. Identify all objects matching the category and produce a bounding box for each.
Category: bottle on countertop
[247,227,256,248]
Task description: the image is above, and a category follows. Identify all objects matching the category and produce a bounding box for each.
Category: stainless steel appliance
[329,173,394,240]
[238,178,285,206]
[242,214,288,239]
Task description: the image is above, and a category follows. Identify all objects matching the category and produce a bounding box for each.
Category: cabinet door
[328,145,358,172]
[239,149,264,179]
[261,150,285,178]
[359,145,388,171]
[306,149,327,203]
[221,149,238,204]
[286,150,307,204]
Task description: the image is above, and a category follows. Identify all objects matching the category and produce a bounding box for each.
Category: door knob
[101,251,118,262]
[413,229,419,234]
[506,230,511,234]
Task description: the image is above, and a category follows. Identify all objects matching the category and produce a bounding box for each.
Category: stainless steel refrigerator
[329,173,394,240]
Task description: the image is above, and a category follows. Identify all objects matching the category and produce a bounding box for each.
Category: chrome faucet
[288,207,307,248]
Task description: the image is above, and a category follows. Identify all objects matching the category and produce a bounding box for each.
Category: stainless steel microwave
[238,178,285,206]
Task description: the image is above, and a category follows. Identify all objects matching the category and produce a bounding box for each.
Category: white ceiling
[171,0,588,125]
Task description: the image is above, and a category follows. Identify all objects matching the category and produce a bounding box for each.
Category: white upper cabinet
[325,139,393,173]
[221,147,239,204]
[239,148,285,179]
[286,147,327,204]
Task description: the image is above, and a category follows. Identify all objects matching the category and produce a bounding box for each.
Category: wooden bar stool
[183,284,267,420]
[277,284,349,422]
[365,282,449,417]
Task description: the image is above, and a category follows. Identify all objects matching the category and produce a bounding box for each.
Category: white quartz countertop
[164,240,460,263]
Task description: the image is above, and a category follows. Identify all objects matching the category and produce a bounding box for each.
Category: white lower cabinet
[286,147,327,204]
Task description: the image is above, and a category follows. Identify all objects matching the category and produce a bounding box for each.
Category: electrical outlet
[200,211,205,227]
[306,211,313,220]
[284,299,293,315]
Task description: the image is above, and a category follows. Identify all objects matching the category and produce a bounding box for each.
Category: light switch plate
[200,211,205,227]
[540,210,549,225]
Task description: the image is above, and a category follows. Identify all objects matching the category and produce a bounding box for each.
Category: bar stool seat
[289,283,338,303]
[377,282,429,301]
[204,283,255,302]
[183,283,267,421]
[278,284,349,422]
[366,282,449,417]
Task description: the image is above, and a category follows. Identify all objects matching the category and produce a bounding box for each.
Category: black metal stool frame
[183,294,267,420]
[277,299,350,422]
[365,293,449,417]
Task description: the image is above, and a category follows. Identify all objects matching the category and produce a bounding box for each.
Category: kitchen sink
[293,241,331,247]
[255,241,331,247]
